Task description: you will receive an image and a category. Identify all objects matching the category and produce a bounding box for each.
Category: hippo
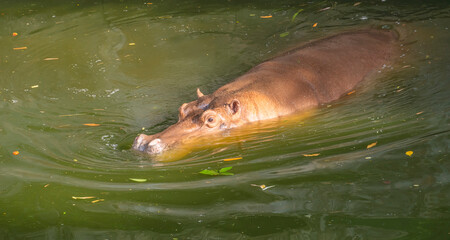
[133,29,399,155]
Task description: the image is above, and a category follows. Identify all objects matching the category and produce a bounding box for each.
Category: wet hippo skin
[133,29,399,154]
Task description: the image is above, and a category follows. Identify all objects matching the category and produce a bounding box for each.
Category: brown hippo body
[133,29,398,154]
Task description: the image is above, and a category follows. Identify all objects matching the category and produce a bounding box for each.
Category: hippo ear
[178,103,188,120]
[196,88,204,98]
[228,99,240,115]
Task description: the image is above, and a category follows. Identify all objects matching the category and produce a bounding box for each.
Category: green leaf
[291,9,304,22]
[199,169,219,175]
[280,32,289,38]
[129,178,147,182]
[219,172,235,176]
[219,167,233,173]
[200,167,234,176]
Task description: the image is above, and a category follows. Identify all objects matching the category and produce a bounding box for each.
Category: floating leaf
[128,43,136,46]
[405,151,413,157]
[260,15,272,19]
[353,2,361,6]
[72,196,96,200]
[31,85,39,88]
[13,47,27,50]
[44,58,59,61]
[251,184,275,191]
[129,178,147,182]
[367,142,377,149]
[303,153,320,157]
[224,157,242,162]
[91,199,104,203]
[280,32,289,38]
[83,123,100,127]
[219,166,233,173]
[199,169,219,176]
[291,9,303,22]
[219,172,234,176]
[200,167,234,176]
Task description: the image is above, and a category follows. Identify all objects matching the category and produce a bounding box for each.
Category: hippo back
[216,29,398,107]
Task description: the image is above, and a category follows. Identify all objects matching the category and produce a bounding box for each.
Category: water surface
[0,0,449,239]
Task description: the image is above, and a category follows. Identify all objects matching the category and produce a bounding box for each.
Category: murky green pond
[1,0,449,239]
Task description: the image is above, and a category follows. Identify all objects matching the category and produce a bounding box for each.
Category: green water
[1,0,449,239]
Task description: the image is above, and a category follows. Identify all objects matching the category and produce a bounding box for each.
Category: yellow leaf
[91,199,104,203]
[83,123,100,127]
[224,157,242,162]
[13,47,27,50]
[129,178,147,182]
[367,142,377,149]
[44,58,59,61]
[303,153,320,157]
[72,196,96,200]
[405,151,413,157]
[251,184,275,191]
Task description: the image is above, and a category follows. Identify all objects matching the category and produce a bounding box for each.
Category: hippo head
[133,88,242,154]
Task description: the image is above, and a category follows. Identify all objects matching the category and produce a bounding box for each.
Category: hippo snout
[133,134,166,154]
[147,138,165,154]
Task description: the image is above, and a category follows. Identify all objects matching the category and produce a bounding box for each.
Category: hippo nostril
[148,138,165,154]
[137,141,148,151]
[149,138,161,146]
[133,134,155,152]
[135,136,143,146]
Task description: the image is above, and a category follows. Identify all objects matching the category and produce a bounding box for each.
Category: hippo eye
[204,114,220,128]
